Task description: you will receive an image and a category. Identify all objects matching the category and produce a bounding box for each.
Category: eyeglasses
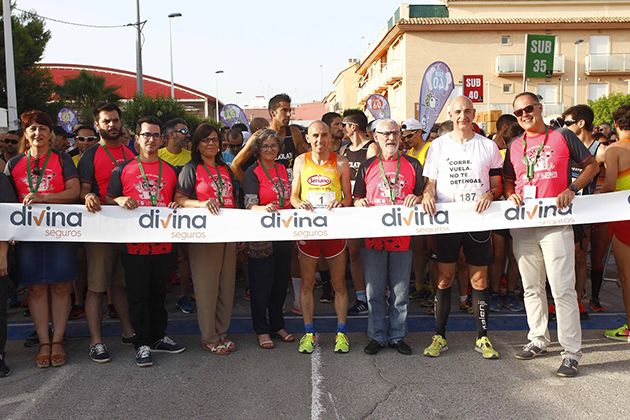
[3,139,18,145]
[260,143,279,150]
[375,130,400,137]
[513,104,538,118]
[200,136,220,144]
[174,128,190,135]
[563,120,578,127]
[402,131,418,140]
[139,132,162,140]
[342,122,356,127]
[76,136,98,142]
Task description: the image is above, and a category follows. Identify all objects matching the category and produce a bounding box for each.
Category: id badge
[523,185,537,200]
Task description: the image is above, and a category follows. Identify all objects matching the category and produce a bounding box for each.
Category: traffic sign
[463,75,484,103]
[525,34,555,78]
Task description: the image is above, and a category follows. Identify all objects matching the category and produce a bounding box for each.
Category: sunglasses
[563,120,578,127]
[174,128,190,135]
[513,104,538,118]
[3,139,18,145]
[76,136,98,142]
[402,131,418,140]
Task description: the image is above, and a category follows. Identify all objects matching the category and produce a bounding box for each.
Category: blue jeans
[361,247,412,345]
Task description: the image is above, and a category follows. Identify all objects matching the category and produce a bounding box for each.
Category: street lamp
[574,39,584,105]
[168,13,182,99]
[215,70,224,122]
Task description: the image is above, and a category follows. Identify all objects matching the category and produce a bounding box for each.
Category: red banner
[463,75,484,103]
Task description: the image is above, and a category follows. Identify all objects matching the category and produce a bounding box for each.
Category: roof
[399,16,630,25]
[39,63,217,102]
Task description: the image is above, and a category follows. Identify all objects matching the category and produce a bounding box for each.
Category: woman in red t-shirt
[4,111,80,369]
[242,129,294,349]
[175,123,238,355]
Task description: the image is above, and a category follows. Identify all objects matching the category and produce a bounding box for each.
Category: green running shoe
[298,333,316,354]
[423,334,448,357]
[475,336,500,359]
[604,323,630,342]
[334,332,350,353]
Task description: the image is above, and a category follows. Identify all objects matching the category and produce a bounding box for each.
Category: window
[501,35,511,46]
[588,83,608,101]
[502,83,513,94]
[589,36,609,55]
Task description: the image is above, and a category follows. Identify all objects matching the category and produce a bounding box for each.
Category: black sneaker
[556,357,579,377]
[389,340,412,355]
[122,334,136,345]
[364,339,383,355]
[348,300,368,315]
[135,345,153,367]
[89,343,111,363]
[151,336,186,353]
[0,352,10,378]
[515,342,547,360]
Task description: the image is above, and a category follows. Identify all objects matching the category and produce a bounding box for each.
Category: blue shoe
[489,294,502,312]
[503,294,524,312]
[176,295,196,314]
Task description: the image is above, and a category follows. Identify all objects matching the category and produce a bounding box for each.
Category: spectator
[175,123,239,355]
[71,125,98,166]
[52,126,73,152]
[243,129,294,349]
[0,172,17,377]
[4,110,80,368]
[222,127,244,165]
[0,130,20,172]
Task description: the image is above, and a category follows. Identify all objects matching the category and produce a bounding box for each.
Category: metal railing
[586,54,630,73]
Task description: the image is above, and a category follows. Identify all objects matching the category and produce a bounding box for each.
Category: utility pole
[3,0,18,128]
[135,0,144,95]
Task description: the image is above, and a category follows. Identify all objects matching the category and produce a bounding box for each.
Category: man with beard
[78,103,135,363]
[268,94,307,178]
[322,112,345,153]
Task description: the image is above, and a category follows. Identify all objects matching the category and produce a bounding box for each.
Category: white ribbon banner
[0,192,629,243]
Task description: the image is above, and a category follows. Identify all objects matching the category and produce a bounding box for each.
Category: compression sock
[337,323,347,334]
[304,323,316,334]
[435,287,451,338]
[472,288,489,338]
[356,290,367,303]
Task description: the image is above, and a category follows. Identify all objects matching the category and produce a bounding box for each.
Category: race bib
[308,191,335,209]
[452,189,482,203]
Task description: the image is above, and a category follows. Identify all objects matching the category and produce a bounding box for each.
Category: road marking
[327,392,341,420]
[311,344,324,420]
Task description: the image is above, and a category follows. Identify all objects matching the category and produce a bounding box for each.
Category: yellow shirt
[300,152,342,208]
[406,141,431,166]
[72,154,81,167]
[158,147,191,167]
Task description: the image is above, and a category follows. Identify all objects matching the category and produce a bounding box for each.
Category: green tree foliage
[0,7,55,115]
[588,93,630,126]
[55,70,121,123]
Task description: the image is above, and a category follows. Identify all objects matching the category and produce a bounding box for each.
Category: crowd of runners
[0,92,629,379]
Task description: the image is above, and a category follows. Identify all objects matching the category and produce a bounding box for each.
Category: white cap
[400,119,422,131]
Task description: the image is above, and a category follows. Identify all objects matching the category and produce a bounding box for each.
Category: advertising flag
[366,94,391,120]
[220,104,250,131]
[418,61,454,140]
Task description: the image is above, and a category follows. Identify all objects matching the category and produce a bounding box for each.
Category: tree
[121,95,218,132]
[588,92,630,126]
[0,6,55,115]
[55,70,122,123]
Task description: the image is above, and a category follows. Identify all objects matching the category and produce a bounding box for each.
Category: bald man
[421,96,503,359]
[290,121,352,354]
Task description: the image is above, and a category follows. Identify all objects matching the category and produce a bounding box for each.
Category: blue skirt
[15,242,78,286]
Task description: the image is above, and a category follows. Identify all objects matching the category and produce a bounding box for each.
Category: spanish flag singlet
[300,151,342,208]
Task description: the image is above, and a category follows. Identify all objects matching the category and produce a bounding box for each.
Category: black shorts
[434,231,492,266]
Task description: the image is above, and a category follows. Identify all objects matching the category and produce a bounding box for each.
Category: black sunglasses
[514,104,537,118]
[76,136,98,142]
[174,128,190,135]
[564,120,578,127]
[3,139,18,145]
[402,131,419,140]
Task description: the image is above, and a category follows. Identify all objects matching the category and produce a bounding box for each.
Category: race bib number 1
[308,191,335,209]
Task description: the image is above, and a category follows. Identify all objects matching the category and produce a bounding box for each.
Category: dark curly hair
[612,104,630,131]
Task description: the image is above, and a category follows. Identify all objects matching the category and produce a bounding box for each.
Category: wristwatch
[568,183,579,193]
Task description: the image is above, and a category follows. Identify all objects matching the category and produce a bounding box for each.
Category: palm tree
[55,70,122,122]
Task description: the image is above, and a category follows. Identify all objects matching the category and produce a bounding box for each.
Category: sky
[14,0,404,107]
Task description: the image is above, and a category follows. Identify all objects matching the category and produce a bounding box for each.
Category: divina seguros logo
[9,205,83,239]
[137,209,208,240]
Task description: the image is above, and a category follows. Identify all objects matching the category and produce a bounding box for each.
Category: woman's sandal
[51,342,66,367]
[220,337,237,352]
[36,343,51,368]
[201,341,230,355]
[257,334,275,350]
[271,330,295,343]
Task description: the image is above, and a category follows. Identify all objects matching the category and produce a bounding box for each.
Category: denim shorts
[15,242,78,286]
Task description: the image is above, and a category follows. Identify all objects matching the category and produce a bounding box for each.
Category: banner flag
[1,192,629,243]
[418,61,454,140]
[366,94,391,120]
[220,104,250,131]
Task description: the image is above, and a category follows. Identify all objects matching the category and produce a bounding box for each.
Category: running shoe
[503,293,524,312]
[548,303,556,321]
[320,284,333,303]
[291,304,302,316]
[556,357,579,377]
[89,343,111,363]
[589,298,606,312]
[69,304,85,320]
[423,334,448,357]
[151,336,186,353]
[475,336,499,359]
[489,294,502,312]
[515,342,547,360]
[176,295,196,314]
[298,333,317,354]
[348,300,368,315]
[334,332,350,353]
[603,323,630,342]
[459,299,473,314]
[135,345,153,367]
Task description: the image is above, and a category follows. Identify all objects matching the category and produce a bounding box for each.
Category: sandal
[51,342,66,367]
[271,330,295,343]
[257,334,275,350]
[201,341,230,355]
[220,337,237,352]
[36,343,51,368]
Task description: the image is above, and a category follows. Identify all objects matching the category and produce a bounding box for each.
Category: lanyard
[137,156,162,206]
[101,142,127,166]
[202,161,224,207]
[26,150,52,194]
[522,125,549,182]
[259,159,286,208]
[378,152,401,205]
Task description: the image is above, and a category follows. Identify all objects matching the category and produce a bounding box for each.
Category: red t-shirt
[78,142,134,201]
[353,154,424,252]
[243,161,291,208]
[108,158,178,255]
[5,150,78,201]
[177,161,236,208]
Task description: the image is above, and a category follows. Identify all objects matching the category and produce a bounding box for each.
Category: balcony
[357,60,402,104]
[496,55,565,76]
[586,54,630,75]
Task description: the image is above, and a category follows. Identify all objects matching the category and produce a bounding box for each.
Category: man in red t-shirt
[106,116,185,367]
[78,103,135,364]
[504,92,598,377]
[354,119,423,355]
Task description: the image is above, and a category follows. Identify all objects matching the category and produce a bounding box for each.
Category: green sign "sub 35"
[525,34,556,78]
